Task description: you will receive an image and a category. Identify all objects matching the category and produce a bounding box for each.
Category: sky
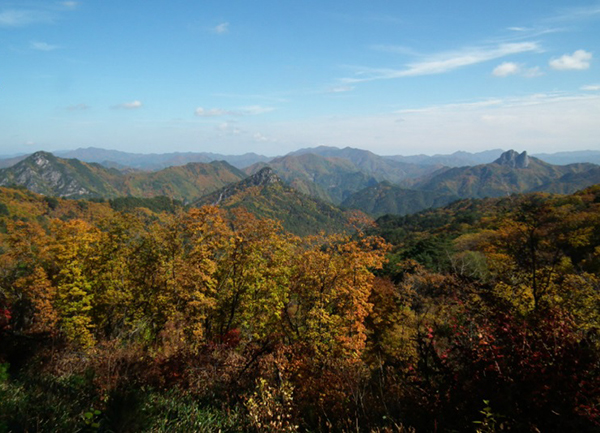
[1,0,599,157]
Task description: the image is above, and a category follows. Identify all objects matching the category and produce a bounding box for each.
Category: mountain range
[1,147,599,230]
[3,147,600,171]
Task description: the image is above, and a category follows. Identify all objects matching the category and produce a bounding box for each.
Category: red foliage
[0,303,11,331]
[415,306,600,431]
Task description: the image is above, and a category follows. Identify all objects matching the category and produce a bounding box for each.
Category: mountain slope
[195,167,356,236]
[531,166,600,194]
[122,161,247,202]
[412,150,599,199]
[342,181,459,217]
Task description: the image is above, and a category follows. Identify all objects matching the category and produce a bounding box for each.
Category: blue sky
[1,0,599,156]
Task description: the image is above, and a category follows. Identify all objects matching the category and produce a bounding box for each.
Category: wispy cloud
[396,92,600,114]
[547,4,600,23]
[112,101,143,109]
[213,22,229,34]
[195,105,273,117]
[343,42,541,83]
[581,84,600,91]
[30,41,59,51]
[550,49,592,70]
[0,9,54,27]
[397,99,504,114]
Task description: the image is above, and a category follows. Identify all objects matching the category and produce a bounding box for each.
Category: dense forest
[1,185,600,432]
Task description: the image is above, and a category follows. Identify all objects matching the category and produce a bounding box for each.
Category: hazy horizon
[4,145,600,161]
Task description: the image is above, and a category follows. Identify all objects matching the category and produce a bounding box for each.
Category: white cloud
[30,41,59,51]
[213,22,229,34]
[0,9,53,27]
[343,42,541,82]
[581,84,600,91]
[549,49,592,70]
[493,62,544,78]
[113,100,143,109]
[493,62,520,77]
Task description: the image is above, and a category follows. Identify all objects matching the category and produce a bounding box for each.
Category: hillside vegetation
[1,184,599,431]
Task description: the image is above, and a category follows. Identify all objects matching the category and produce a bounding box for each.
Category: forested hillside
[1,184,599,431]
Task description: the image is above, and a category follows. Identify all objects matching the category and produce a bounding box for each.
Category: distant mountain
[54,147,271,170]
[411,150,599,199]
[0,154,28,169]
[195,167,355,236]
[288,146,440,182]
[0,151,246,201]
[532,150,600,166]
[342,181,458,217]
[384,149,505,167]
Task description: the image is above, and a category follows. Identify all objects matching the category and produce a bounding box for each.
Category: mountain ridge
[195,166,356,236]
[0,151,247,201]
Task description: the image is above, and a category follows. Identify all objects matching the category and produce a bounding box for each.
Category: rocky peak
[245,167,281,187]
[208,167,281,206]
[0,151,92,197]
[26,151,56,169]
[494,150,530,168]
